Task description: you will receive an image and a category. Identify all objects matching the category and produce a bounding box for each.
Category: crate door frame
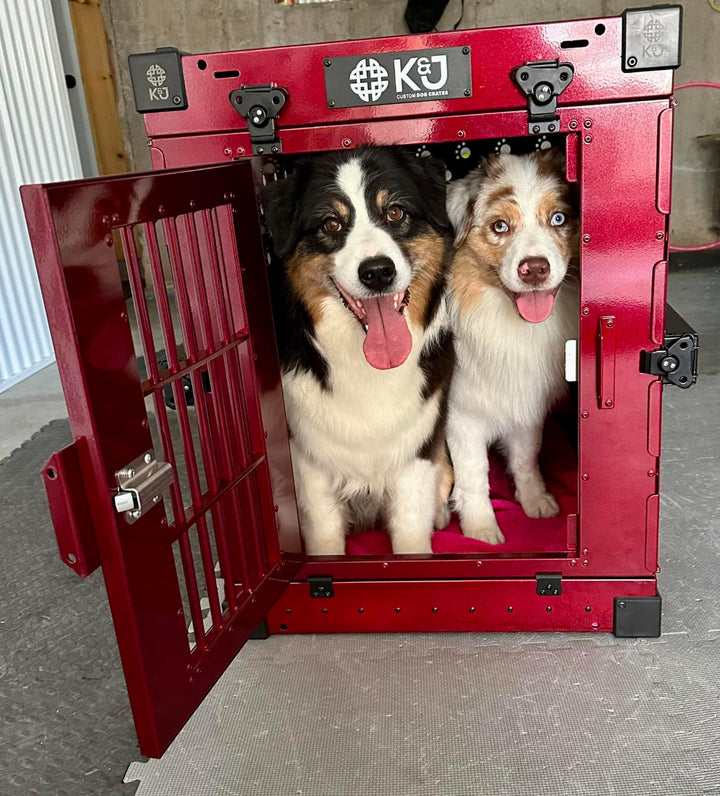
[21,161,300,757]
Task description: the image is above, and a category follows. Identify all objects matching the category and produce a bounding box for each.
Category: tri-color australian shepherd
[262,147,455,555]
[445,149,579,544]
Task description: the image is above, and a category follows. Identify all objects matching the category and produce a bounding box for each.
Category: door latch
[113,450,174,524]
[536,573,563,596]
[229,84,288,155]
[511,59,574,134]
[308,575,334,598]
[640,304,699,388]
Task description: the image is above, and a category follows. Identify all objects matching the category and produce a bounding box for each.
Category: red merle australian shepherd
[262,147,455,555]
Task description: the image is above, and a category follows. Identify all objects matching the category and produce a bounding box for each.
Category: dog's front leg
[291,445,346,555]
[388,458,436,554]
[504,425,559,519]
[448,411,505,544]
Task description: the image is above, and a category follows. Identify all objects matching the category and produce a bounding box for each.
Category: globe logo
[349,58,389,103]
[146,64,167,87]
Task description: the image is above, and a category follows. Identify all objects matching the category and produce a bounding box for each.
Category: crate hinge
[308,575,334,598]
[113,450,174,524]
[536,573,562,596]
[511,60,574,135]
[229,84,288,155]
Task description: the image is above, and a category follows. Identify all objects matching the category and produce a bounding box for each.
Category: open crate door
[21,161,300,757]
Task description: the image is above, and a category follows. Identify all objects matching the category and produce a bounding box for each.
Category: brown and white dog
[445,150,579,543]
[262,147,454,555]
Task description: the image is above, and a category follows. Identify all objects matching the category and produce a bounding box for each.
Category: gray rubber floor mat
[0,421,140,796]
[122,377,720,796]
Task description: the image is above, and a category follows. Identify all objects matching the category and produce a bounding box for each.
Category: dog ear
[260,172,301,260]
[446,171,481,248]
[398,151,452,234]
[534,146,567,177]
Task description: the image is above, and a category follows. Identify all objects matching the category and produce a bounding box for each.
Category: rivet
[627,56,638,68]
[160,518,167,527]
[462,46,470,55]
[237,146,245,156]
[67,553,77,564]
[584,134,593,144]
[322,608,328,614]
[606,319,614,328]
[546,606,552,613]
[102,215,110,226]
[605,399,613,407]
[271,146,279,154]
[507,606,514,613]
[582,560,589,567]
[144,453,152,464]
[570,559,577,567]
[158,205,165,215]
[286,608,292,614]
[582,306,590,315]
[432,606,438,613]
[585,606,592,612]
[464,88,471,97]
[172,96,182,106]
[457,130,466,138]
[383,562,389,569]
[469,606,476,613]
[532,125,541,134]
[342,138,352,148]
[324,58,332,67]
[582,472,589,481]
[120,311,128,321]
[395,607,401,613]
[476,560,482,567]
[582,549,589,555]
[583,119,592,129]
[223,147,232,156]
[328,100,336,108]
[111,214,120,223]
[648,469,655,477]
[582,234,591,244]
[569,120,578,130]
[189,200,196,209]
[581,410,589,419]
[548,123,556,132]
[104,234,113,246]
[656,231,664,240]
[358,608,364,614]
[619,601,626,609]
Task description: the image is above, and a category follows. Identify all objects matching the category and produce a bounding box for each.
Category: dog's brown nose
[518,257,550,286]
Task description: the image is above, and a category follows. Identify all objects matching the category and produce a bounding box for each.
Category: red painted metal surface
[267,579,657,634]
[42,441,100,577]
[22,10,678,756]
[21,162,300,756]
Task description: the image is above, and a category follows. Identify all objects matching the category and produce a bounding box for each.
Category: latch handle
[511,59,575,134]
[229,84,288,155]
[114,450,174,525]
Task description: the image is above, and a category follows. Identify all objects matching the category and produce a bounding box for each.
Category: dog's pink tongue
[515,290,556,323]
[362,294,412,370]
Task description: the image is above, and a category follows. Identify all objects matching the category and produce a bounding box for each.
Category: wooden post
[68,0,127,175]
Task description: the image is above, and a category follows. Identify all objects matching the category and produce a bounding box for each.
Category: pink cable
[669,82,720,252]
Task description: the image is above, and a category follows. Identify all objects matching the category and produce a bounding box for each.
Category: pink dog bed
[345,418,577,556]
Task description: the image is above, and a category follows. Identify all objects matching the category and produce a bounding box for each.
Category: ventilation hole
[594,23,606,35]
[214,70,239,79]
[561,39,589,49]
[197,60,207,70]
[46,467,57,480]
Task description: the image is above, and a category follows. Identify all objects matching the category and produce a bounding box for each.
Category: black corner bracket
[622,5,682,72]
[613,594,662,638]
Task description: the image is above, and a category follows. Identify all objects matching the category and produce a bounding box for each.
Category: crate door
[21,161,299,757]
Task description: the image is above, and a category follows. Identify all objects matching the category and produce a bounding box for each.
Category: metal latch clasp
[113,450,174,524]
[229,84,288,155]
[511,59,575,134]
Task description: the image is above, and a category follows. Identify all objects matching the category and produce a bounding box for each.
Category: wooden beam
[68,0,127,175]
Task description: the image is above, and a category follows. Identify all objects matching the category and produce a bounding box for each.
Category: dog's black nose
[518,257,550,286]
[358,256,396,292]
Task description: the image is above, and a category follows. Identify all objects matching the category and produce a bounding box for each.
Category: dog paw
[462,519,505,545]
[434,503,451,530]
[520,491,560,519]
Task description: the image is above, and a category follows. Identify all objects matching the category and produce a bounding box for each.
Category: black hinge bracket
[229,84,288,155]
[640,304,698,388]
[511,60,574,135]
[536,573,562,596]
[308,575,334,598]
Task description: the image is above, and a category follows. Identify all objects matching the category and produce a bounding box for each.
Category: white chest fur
[450,283,578,437]
[282,298,442,495]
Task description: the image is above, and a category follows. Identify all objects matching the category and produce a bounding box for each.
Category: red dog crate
[21,6,698,757]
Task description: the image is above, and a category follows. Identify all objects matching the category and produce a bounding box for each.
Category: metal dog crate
[21,7,697,757]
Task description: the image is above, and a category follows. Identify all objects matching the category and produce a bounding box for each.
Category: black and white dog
[262,147,454,555]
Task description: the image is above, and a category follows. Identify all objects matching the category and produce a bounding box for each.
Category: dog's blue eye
[550,212,566,227]
[492,220,509,234]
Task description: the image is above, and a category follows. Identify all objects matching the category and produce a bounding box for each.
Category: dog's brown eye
[386,205,404,223]
[322,217,342,233]
[492,219,509,234]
